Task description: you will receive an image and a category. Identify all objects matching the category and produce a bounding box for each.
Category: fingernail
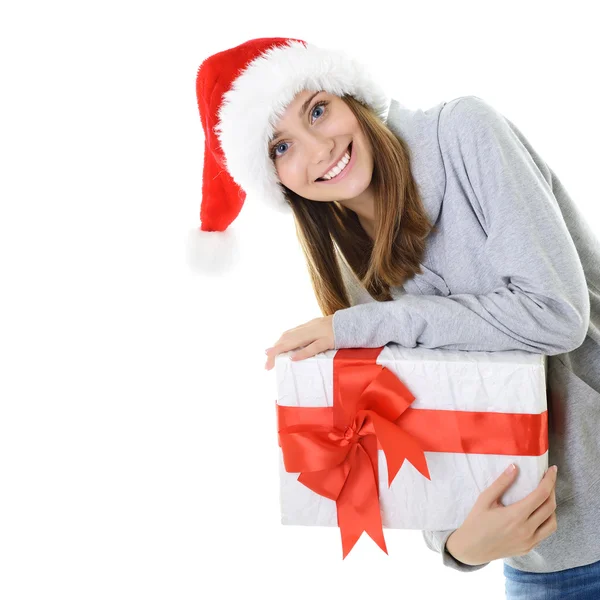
[265,348,272,354]
[551,465,558,473]
[505,463,515,474]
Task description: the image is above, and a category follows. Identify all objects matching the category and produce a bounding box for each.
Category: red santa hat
[189,37,390,273]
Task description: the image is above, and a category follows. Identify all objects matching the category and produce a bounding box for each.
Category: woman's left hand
[264,315,335,371]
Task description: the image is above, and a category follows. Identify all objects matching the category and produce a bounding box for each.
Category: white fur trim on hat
[213,40,390,213]
[186,225,241,275]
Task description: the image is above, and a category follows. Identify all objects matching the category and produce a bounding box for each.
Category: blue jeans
[504,559,600,599]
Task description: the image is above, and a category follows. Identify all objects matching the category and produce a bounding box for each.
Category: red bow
[277,347,431,559]
[277,347,549,559]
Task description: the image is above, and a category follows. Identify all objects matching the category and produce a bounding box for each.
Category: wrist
[445,530,462,559]
[446,529,478,566]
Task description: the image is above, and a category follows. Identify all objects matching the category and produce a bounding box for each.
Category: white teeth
[322,148,351,180]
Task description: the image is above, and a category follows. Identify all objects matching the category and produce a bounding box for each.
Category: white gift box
[276,344,548,531]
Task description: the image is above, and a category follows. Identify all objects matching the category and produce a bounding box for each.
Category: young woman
[195,37,600,598]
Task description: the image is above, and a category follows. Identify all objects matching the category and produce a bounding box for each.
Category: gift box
[275,344,548,558]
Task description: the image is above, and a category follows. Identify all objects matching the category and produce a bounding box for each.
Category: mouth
[315,142,353,183]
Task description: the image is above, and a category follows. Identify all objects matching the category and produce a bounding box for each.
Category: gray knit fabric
[333,96,600,573]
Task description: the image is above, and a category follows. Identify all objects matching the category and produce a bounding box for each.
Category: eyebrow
[269,91,321,146]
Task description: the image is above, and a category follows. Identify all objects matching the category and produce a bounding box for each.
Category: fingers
[530,508,558,549]
[265,339,310,370]
[265,343,289,370]
[510,466,558,520]
[265,333,299,370]
[528,479,557,533]
[480,463,518,508]
[265,339,325,370]
[291,340,328,361]
[265,320,323,370]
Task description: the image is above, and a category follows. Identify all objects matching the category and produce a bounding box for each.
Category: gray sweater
[332,95,600,573]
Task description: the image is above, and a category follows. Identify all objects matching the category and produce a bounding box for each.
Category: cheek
[280,161,305,184]
[276,163,290,184]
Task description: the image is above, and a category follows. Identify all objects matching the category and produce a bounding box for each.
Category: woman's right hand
[445,464,558,566]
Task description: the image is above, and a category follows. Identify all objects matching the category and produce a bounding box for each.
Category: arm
[333,96,589,354]
[422,530,490,572]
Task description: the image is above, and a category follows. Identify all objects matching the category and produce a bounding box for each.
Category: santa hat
[189,37,390,274]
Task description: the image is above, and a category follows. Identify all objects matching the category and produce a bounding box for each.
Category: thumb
[481,463,518,507]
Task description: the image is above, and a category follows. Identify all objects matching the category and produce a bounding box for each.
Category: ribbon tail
[336,446,388,559]
[387,428,431,485]
[370,413,432,485]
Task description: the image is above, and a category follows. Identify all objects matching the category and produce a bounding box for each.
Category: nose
[308,137,334,164]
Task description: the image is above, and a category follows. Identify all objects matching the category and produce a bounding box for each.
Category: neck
[339,185,376,229]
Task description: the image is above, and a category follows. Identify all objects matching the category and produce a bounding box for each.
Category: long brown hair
[281,94,436,316]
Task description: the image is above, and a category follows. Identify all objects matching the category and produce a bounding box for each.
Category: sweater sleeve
[332,96,590,355]
[422,529,491,572]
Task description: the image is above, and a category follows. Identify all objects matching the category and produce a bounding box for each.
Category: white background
[1,1,599,599]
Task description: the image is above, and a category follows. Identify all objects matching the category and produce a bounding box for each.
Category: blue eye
[311,103,325,120]
[273,141,289,157]
[270,100,328,159]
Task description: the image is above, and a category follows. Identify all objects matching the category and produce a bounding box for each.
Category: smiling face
[268,90,375,204]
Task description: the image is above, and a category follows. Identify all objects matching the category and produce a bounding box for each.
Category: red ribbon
[276,347,548,559]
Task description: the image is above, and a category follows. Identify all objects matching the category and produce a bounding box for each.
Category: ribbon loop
[278,347,429,559]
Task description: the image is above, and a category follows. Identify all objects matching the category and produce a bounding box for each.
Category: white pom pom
[185,226,241,275]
